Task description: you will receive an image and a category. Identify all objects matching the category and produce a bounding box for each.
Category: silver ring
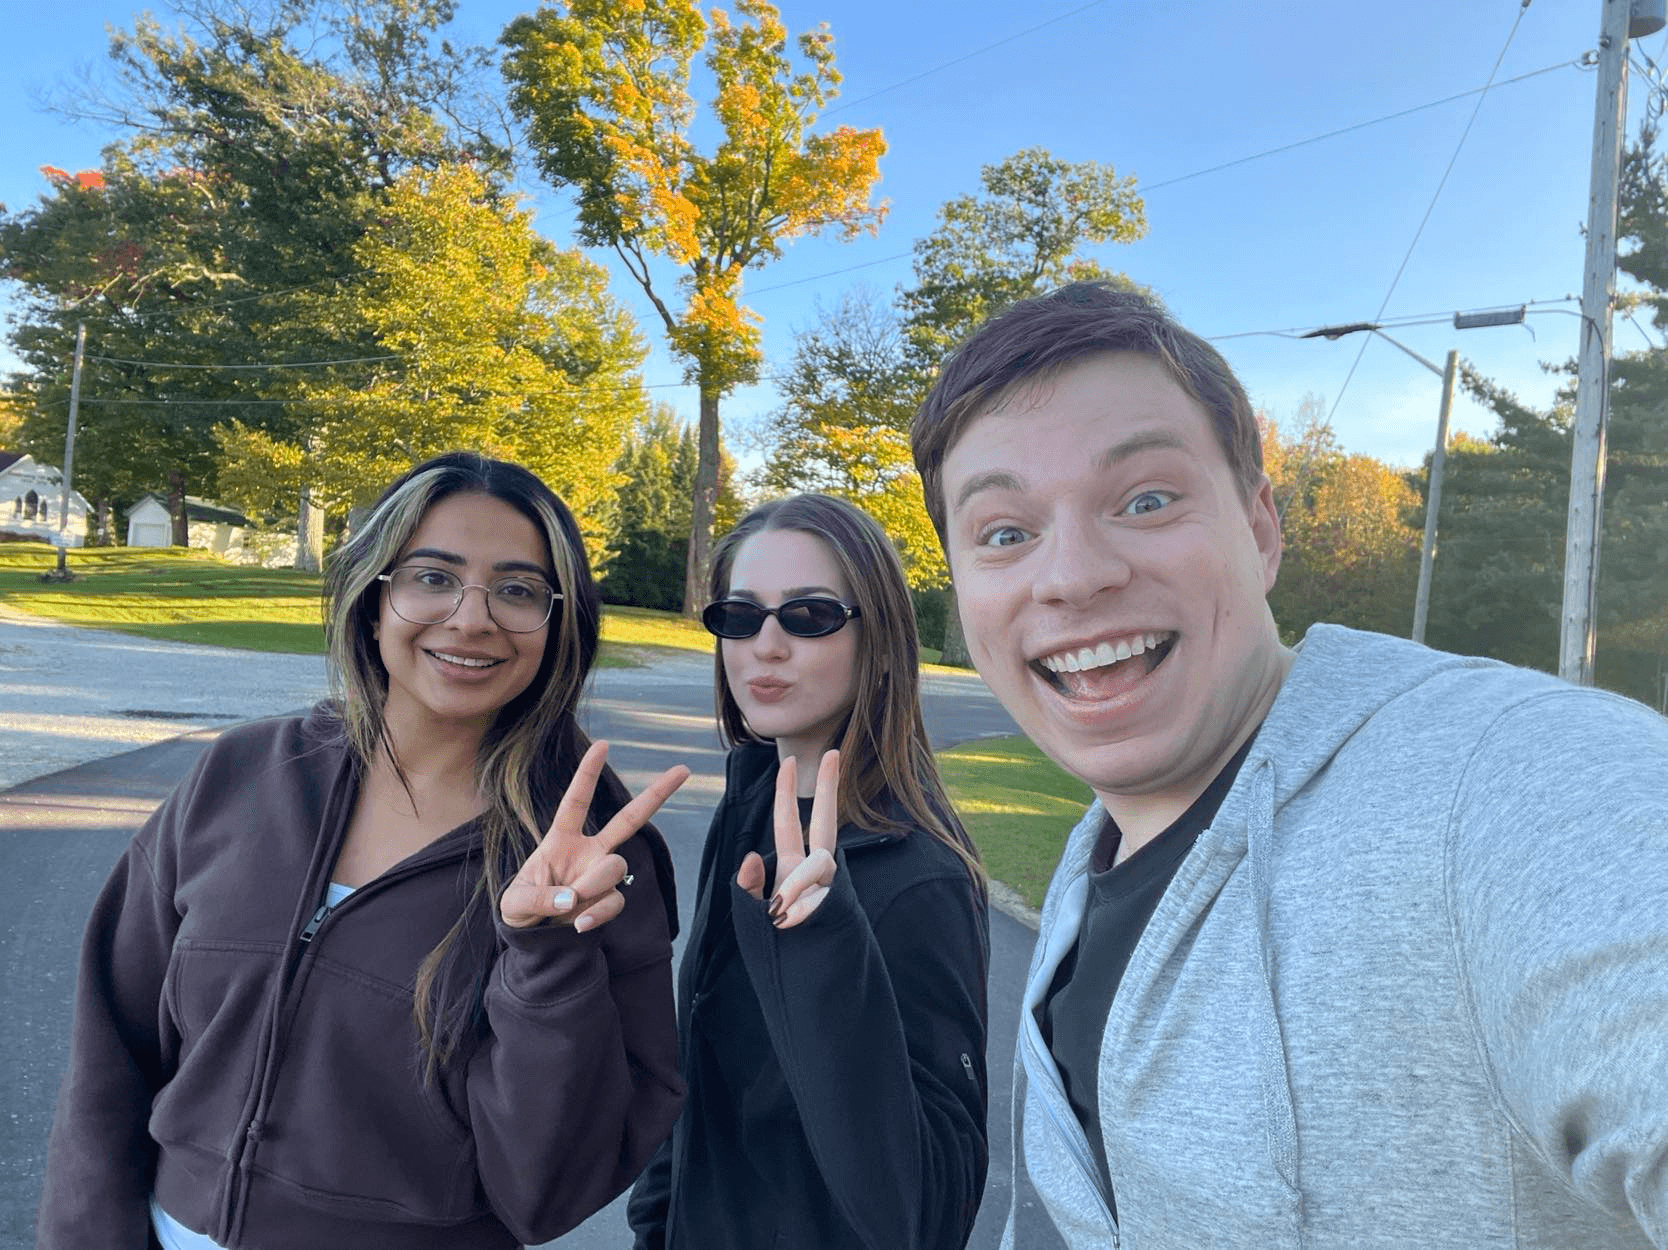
[622,873,635,887]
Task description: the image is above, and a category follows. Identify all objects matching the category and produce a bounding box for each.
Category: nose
[448,583,498,632]
[1028,513,1133,609]
[749,613,792,660]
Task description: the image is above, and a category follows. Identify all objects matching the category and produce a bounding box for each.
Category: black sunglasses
[702,596,862,640]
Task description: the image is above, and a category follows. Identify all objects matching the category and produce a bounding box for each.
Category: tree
[1424,131,1668,704]
[214,163,650,572]
[757,287,919,495]
[0,391,23,447]
[601,406,743,609]
[753,287,944,588]
[1263,399,1421,642]
[2,0,510,557]
[2,159,238,534]
[898,146,1146,366]
[502,0,886,614]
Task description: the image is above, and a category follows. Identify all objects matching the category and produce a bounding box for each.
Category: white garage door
[131,523,170,547]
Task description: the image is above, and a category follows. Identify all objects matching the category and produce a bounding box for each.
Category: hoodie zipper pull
[298,902,331,944]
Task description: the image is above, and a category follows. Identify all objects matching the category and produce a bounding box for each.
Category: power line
[58,374,792,408]
[88,352,399,370]
[125,274,361,323]
[1319,0,1535,434]
[749,62,1582,304]
[1204,295,1578,344]
[825,0,1112,117]
[1141,59,1576,193]
[748,251,914,296]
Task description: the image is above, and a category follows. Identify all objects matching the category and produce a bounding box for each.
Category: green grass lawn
[938,734,1092,910]
[0,543,330,652]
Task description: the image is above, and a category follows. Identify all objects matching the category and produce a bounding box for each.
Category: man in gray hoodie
[909,281,1668,1249]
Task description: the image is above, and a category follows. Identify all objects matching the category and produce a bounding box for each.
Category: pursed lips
[745,675,792,700]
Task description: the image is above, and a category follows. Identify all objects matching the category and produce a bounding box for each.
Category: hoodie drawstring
[1245,759,1305,1232]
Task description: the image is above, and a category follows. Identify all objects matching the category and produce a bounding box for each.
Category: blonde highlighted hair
[323,452,627,1072]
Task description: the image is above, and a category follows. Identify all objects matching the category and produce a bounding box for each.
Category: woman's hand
[501,740,689,933]
[737,750,839,929]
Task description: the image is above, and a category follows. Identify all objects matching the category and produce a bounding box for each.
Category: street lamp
[1301,308,1525,645]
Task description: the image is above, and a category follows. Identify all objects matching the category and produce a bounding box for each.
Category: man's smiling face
[942,350,1289,831]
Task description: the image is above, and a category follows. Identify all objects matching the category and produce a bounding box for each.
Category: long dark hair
[709,494,984,885]
[323,451,627,1070]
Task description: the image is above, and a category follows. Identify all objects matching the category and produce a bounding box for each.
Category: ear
[1246,475,1283,594]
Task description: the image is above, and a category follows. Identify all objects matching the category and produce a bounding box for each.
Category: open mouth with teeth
[1032,631,1175,699]
[427,649,506,670]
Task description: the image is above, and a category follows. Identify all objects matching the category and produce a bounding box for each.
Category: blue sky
[1,0,1661,469]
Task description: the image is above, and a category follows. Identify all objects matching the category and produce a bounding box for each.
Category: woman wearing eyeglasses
[39,452,688,1250]
[627,494,990,1250]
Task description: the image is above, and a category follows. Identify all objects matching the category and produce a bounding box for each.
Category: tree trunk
[295,487,325,573]
[939,587,973,668]
[682,383,722,617]
[95,497,112,546]
[167,472,189,546]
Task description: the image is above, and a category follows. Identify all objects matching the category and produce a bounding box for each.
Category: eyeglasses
[377,566,560,633]
[702,596,861,640]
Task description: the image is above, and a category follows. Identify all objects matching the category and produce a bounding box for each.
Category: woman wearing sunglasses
[39,452,688,1250]
[628,493,990,1250]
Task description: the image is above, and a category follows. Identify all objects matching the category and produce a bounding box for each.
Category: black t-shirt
[1038,731,1258,1209]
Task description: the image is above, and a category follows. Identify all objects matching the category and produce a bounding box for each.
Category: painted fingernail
[767,895,783,919]
[575,914,595,933]
[552,889,575,912]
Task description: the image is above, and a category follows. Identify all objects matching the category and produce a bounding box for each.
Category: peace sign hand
[500,740,690,933]
[736,750,840,930]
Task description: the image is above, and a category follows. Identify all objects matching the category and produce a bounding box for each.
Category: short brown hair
[910,282,1264,542]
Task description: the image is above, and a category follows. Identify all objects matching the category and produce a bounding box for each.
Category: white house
[0,452,89,546]
[125,493,250,554]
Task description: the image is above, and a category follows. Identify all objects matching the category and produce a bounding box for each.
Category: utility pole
[1411,349,1459,646]
[1560,0,1650,684]
[1302,311,1522,645]
[50,321,87,581]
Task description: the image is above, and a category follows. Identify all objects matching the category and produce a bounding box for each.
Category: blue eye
[980,524,1030,548]
[1122,491,1173,516]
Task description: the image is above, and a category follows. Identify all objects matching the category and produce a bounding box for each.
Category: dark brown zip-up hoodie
[37,706,682,1250]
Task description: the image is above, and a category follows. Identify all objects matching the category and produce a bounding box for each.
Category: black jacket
[628,741,990,1249]
[38,707,682,1250]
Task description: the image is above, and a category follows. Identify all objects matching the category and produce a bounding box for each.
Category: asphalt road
[0,649,1063,1249]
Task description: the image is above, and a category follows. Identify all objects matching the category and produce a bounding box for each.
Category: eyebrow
[1093,430,1189,469]
[401,548,553,579]
[951,429,1192,514]
[728,584,841,601]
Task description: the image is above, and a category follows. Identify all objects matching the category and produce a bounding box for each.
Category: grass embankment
[0,543,717,665]
[938,735,1091,910]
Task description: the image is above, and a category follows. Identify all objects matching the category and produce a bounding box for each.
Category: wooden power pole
[1561,0,1635,684]
[51,322,87,580]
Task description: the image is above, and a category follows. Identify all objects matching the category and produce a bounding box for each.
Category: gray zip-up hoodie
[1006,624,1668,1249]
